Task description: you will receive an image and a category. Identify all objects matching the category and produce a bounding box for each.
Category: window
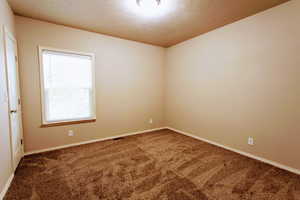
[39,47,96,126]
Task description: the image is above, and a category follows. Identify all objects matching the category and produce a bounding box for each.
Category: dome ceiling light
[136,0,161,8]
[125,0,173,19]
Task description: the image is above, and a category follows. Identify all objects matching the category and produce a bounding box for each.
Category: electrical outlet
[248,137,254,146]
[149,118,153,124]
[68,130,74,137]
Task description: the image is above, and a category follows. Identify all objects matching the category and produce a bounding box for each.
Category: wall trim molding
[166,127,300,175]
[0,173,14,200]
[22,126,300,175]
[25,127,167,156]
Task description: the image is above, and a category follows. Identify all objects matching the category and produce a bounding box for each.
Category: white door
[4,27,24,171]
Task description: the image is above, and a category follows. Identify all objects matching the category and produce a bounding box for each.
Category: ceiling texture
[8,0,290,47]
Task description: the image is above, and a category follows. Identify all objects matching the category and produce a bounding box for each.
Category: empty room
[1,0,300,199]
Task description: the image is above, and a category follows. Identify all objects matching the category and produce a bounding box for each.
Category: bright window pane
[41,49,94,123]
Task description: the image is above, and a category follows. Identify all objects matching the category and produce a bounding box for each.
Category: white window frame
[38,46,96,126]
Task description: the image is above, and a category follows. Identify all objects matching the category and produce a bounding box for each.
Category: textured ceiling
[8,0,289,47]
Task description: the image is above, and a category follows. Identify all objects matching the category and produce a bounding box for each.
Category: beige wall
[16,16,165,152]
[0,0,15,193]
[166,0,300,170]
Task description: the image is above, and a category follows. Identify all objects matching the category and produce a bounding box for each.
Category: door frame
[3,26,24,171]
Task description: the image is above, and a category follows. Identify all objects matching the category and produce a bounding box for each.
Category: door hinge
[15,56,18,62]
[21,139,23,145]
[18,98,21,105]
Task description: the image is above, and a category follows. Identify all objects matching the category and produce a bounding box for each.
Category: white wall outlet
[248,137,254,146]
[68,130,74,137]
[149,118,153,124]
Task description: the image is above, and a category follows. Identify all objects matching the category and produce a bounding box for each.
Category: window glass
[40,49,95,124]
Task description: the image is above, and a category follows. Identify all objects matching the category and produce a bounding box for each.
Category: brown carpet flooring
[4,129,300,200]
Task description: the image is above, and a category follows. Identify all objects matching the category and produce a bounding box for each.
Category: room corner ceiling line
[8,0,290,47]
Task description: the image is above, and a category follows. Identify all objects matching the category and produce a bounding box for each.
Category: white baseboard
[166,127,300,175]
[24,126,300,175]
[25,127,167,156]
[0,173,14,200]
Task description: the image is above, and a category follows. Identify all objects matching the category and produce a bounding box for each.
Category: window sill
[40,119,96,128]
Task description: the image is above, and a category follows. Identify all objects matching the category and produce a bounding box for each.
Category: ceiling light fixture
[136,0,161,8]
[124,0,174,19]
